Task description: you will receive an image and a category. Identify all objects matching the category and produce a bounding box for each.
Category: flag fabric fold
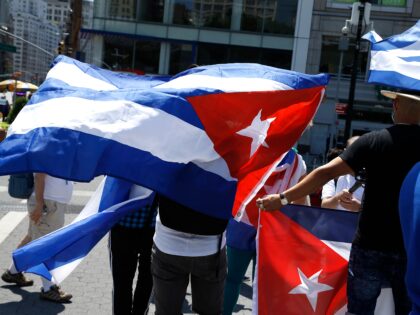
[365,21,420,91]
[13,176,155,284]
[0,56,328,219]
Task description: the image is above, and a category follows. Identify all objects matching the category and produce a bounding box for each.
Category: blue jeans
[347,245,411,315]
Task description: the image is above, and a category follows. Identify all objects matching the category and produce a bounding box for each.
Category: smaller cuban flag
[255,205,395,315]
[364,21,420,91]
[12,177,154,284]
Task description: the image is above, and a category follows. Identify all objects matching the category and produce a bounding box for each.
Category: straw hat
[381,90,420,102]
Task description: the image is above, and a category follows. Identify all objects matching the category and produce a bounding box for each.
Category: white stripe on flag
[154,74,293,92]
[322,240,352,261]
[370,42,420,81]
[8,97,234,181]
[46,62,118,91]
[0,211,27,244]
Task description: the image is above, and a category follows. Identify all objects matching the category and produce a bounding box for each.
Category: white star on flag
[236,110,275,158]
[289,268,333,312]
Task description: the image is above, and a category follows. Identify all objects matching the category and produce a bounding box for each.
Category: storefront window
[103,36,160,74]
[169,43,194,75]
[104,36,135,71]
[134,41,161,74]
[172,0,232,29]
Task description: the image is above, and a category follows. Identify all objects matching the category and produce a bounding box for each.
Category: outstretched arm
[257,157,354,211]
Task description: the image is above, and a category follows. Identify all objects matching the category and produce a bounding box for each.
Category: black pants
[151,244,227,315]
[109,225,155,315]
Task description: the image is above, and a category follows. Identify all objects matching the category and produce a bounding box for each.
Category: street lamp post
[342,1,371,141]
[0,26,54,58]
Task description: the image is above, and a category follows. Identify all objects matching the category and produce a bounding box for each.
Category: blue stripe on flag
[280,204,359,243]
[368,70,420,92]
[1,129,236,219]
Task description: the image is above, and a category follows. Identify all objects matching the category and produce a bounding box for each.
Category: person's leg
[191,247,227,315]
[151,244,190,315]
[109,226,139,315]
[1,197,36,286]
[223,246,255,315]
[346,246,384,315]
[389,253,411,315]
[132,228,155,315]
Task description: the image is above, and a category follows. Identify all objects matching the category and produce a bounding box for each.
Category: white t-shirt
[39,174,74,204]
[154,214,226,257]
[321,174,364,211]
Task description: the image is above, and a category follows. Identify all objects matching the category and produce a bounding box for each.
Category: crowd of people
[1,89,419,315]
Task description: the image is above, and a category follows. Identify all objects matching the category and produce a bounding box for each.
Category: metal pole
[343,3,365,141]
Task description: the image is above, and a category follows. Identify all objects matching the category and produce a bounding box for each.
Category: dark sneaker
[40,285,72,303]
[1,270,34,287]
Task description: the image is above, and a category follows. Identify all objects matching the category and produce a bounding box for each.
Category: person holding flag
[257,90,420,314]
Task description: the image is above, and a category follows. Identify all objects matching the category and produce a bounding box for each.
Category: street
[0,176,253,315]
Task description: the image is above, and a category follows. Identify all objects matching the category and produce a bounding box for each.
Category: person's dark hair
[326,147,344,162]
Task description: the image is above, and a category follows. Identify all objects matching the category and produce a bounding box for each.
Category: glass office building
[85,0,312,75]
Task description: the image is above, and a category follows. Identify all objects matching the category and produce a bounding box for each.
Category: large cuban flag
[255,206,395,315]
[363,21,420,91]
[0,56,327,282]
[0,55,328,219]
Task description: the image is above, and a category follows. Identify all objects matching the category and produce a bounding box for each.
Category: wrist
[279,193,289,206]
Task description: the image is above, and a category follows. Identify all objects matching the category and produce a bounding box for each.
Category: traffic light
[57,41,65,55]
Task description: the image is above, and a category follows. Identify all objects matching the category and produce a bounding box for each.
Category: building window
[318,35,369,78]
[333,0,406,6]
[137,0,164,22]
[241,0,298,35]
[172,0,232,29]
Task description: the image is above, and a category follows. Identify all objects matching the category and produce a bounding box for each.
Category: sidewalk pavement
[0,213,253,314]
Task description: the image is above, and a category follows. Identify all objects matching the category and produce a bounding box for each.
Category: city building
[85,0,311,75]
[0,0,15,76]
[8,0,59,83]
